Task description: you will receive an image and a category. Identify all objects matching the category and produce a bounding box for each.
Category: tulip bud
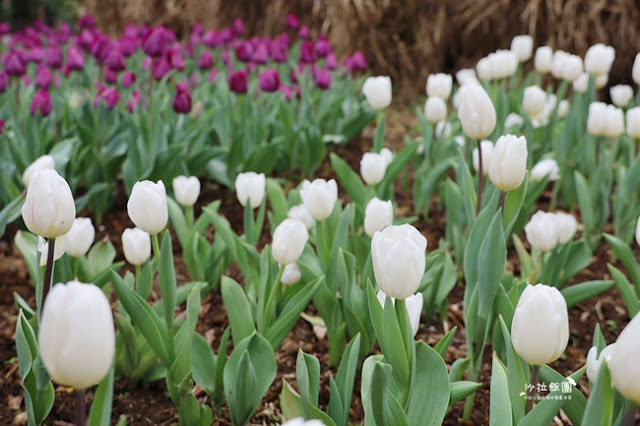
[371,224,427,300]
[172,175,200,207]
[229,70,248,94]
[30,90,52,117]
[534,46,553,74]
[476,56,492,81]
[38,281,115,390]
[300,179,338,221]
[472,140,493,176]
[504,113,524,130]
[424,96,447,124]
[595,73,609,89]
[287,205,314,230]
[610,85,634,108]
[364,198,393,237]
[511,284,568,365]
[572,73,589,94]
[22,155,55,187]
[525,211,559,252]
[64,218,95,258]
[426,73,452,100]
[458,84,497,139]
[127,180,168,235]
[510,35,533,62]
[455,68,479,86]
[608,313,640,403]
[491,50,519,80]
[557,100,570,118]
[360,152,388,186]
[22,169,76,239]
[38,236,66,266]
[488,134,527,191]
[633,53,640,86]
[584,43,615,76]
[376,290,423,336]
[586,344,616,383]
[587,102,607,136]
[172,83,191,114]
[259,69,280,92]
[197,51,214,70]
[235,172,266,209]
[603,105,624,139]
[530,158,560,181]
[627,107,640,139]
[362,76,392,109]
[551,51,583,82]
[555,212,577,244]
[281,263,302,285]
[122,228,151,265]
[522,85,547,118]
[454,136,466,148]
[272,218,309,265]
[380,147,394,165]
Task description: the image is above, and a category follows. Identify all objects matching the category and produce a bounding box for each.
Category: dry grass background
[80,0,640,99]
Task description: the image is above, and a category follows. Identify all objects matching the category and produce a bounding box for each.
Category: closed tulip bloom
[281,263,302,285]
[603,105,624,139]
[282,418,325,426]
[504,113,524,130]
[122,228,151,265]
[235,172,266,208]
[229,70,248,94]
[360,152,387,185]
[523,85,547,118]
[380,147,394,165]
[488,134,527,191]
[172,83,191,114]
[511,35,533,62]
[424,96,447,124]
[38,281,115,390]
[587,102,607,136]
[197,50,214,70]
[534,46,553,73]
[611,85,634,108]
[627,107,640,139]
[259,69,280,92]
[557,100,570,118]
[609,313,640,404]
[364,198,393,237]
[30,90,52,117]
[172,175,200,207]
[300,179,338,221]
[531,158,560,181]
[551,51,583,82]
[22,169,75,239]
[525,211,559,252]
[633,53,640,86]
[458,84,497,139]
[64,218,95,258]
[476,56,492,81]
[376,290,424,336]
[22,155,55,187]
[511,284,568,365]
[4,51,26,76]
[472,140,494,176]
[586,344,616,383]
[362,76,392,109]
[35,64,52,90]
[272,218,309,265]
[127,180,168,235]
[287,205,314,230]
[455,68,478,86]
[555,212,577,244]
[572,73,589,94]
[38,236,67,266]
[595,72,609,89]
[426,73,453,100]
[584,43,615,76]
[489,50,519,80]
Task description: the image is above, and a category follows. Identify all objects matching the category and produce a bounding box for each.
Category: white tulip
[426,73,453,100]
[595,73,609,89]
[504,113,524,129]
[281,263,302,285]
[281,418,326,426]
[627,107,640,139]
[122,228,151,266]
[371,224,427,300]
[525,211,559,252]
[38,281,115,389]
[300,179,338,221]
[488,134,527,191]
[272,218,308,265]
[530,158,560,182]
[511,284,569,365]
[127,180,168,235]
[476,56,492,81]
[454,136,466,148]
[455,68,479,86]
[555,212,577,244]
[633,53,640,86]
[287,205,314,230]
[557,100,570,118]
[376,290,424,336]
[435,120,452,139]
[457,84,497,139]
[362,76,392,109]
[603,105,624,139]
[609,313,640,404]
[584,43,615,76]
[611,85,634,108]
[360,152,388,185]
[380,147,394,165]
[22,155,55,187]
[551,51,583,82]
[38,236,66,266]
[636,216,640,246]
[64,217,95,258]
[586,344,616,383]
[573,73,589,94]
[511,35,533,62]
[424,96,447,124]
[364,197,393,237]
[235,172,266,209]
[523,85,547,118]
[472,140,493,176]
[489,50,518,80]
[534,46,553,74]
[172,175,200,207]
[587,102,607,136]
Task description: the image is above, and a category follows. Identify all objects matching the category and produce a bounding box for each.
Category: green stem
[152,233,161,263]
[462,361,480,421]
[526,365,541,412]
[476,138,484,215]
[185,205,194,228]
[396,299,413,373]
[72,257,80,280]
[134,264,141,293]
[549,180,559,212]
[261,265,285,333]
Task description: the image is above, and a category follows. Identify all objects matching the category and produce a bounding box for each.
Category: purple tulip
[229,70,248,94]
[202,30,222,48]
[198,50,214,70]
[142,27,168,57]
[235,42,253,62]
[280,84,293,101]
[172,83,192,114]
[35,64,52,89]
[30,90,52,117]
[232,18,245,37]
[208,69,218,82]
[286,13,300,30]
[46,46,63,68]
[78,14,96,29]
[105,68,118,84]
[120,36,139,57]
[106,48,126,72]
[271,43,288,63]
[58,23,71,43]
[167,50,185,71]
[0,22,10,36]
[66,46,85,71]
[152,57,171,81]
[252,43,269,65]
[0,72,9,92]
[222,49,231,66]
[4,51,26,76]
[315,68,331,89]
[0,118,5,134]
[89,35,111,63]
[94,87,120,110]
[28,47,45,63]
[123,24,139,39]
[314,37,331,58]
[127,90,141,113]
[248,37,261,49]
[326,53,337,70]
[298,25,310,39]
[121,70,136,87]
[259,69,280,92]
[345,51,367,72]
[142,56,152,70]
[220,28,234,44]
[299,41,316,64]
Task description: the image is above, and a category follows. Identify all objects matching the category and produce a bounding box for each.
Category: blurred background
[6,0,640,99]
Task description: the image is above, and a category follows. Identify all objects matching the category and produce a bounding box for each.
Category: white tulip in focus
[488,134,527,191]
[603,105,624,139]
[38,281,115,390]
[426,73,453,100]
[608,313,640,404]
[572,73,589,94]
[557,100,570,118]
[472,140,494,176]
[235,172,266,209]
[586,344,616,383]
[424,96,447,124]
[287,205,314,230]
[127,180,168,235]
[458,84,497,139]
[364,197,393,237]
[380,147,394,165]
[504,113,524,130]
[362,76,392,109]
[455,68,479,86]
[376,290,424,336]
[172,175,200,207]
[64,217,95,258]
[530,158,560,182]
[435,121,452,139]
[22,169,76,239]
[511,35,533,62]
[281,263,302,285]
[633,53,640,86]
[272,218,309,265]
[38,236,66,266]
[524,211,559,252]
[23,155,55,187]
[523,85,547,118]
[122,228,151,266]
[611,85,634,108]
[511,283,569,365]
[360,152,388,185]
[584,43,615,76]
[555,212,577,244]
[627,107,640,139]
[595,73,609,89]
[534,46,553,74]
[587,102,607,136]
[371,224,427,300]
[300,179,338,221]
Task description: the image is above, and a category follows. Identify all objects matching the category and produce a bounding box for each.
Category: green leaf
[280,380,303,422]
[113,314,139,376]
[370,362,408,426]
[489,353,512,426]
[406,341,450,426]
[607,264,640,317]
[329,334,361,425]
[192,333,217,396]
[158,232,177,329]
[561,280,614,308]
[221,276,256,346]
[87,366,115,426]
[502,173,528,237]
[266,178,289,226]
[449,381,482,405]
[575,171,595,238]
[604,233,640,294]
[296,350,321,408]
[498,316,526,422]
[582,362,614,426]
[476,210,506,319]
[536,366,587,426]
[330,153,367,208]
[434,326,457,358]
[167,197,189,248]
[15,310,37,379]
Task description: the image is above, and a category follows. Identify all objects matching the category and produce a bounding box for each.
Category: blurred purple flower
[326,53,337,70]
[22,75,32,86]
[142,56,152,70]
[220,28,234,44]
[298,25,310,39]
[152,57,171,81]
[106,48,126,72]
[202,30,222,48]
[0,72,9,92]
[299,41,316,64]
[259,69,280,92]
[280,84,293,101]
[0,22,10,36]
[4,51,26,76]
[105,67,118,84]
[252,43,269,65]
[229,69,248,94]
[123,24,139,39]
[345,51,367,72]
[35,64,52,89]
[120,36,139,57]
[167,49,185,71]
[66,46,85,71]
[315,68,331,89]
[93,87,120,110]
[286,13,300,30]
[142,27,169,57]
[89,35,110,62]
[28,46,45,63]
[46,46,63,68]
[30,90,52,117]
[314,36,331,58]
[172,83,192,114]
[232,18,245,37]
[78,14,96,30]
[121,70,136,88]
[235,42,253,62]
[127,90,140,113]
[198,50,214,70]
[208,69,218,82]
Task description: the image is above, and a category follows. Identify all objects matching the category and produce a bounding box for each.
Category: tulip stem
[395,299,413,374]
[152,233,161,262]
[185,205,194,228]
[41,237,56,312]
[499,191,507,211]
[549,180,559,212]
[260,265,284,334]
[75,389,86,426]
[526,365,541,412]
[621,403,638,426]
[476,139,485,215]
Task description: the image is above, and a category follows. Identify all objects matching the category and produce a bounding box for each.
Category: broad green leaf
[221,276,256,346]
[329,334,361,425]
[87,366,114,426]
[561,280,613,308]
[158,232,177,329]
[370,362,408,426]
[489,353,512,426]
[582,362,614,426]
[607,264,640,317]
[450,381,482,405]
[476,210,506,320]
[192,333,217,396]
[406,341,450,426]
[434,326,457,358]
